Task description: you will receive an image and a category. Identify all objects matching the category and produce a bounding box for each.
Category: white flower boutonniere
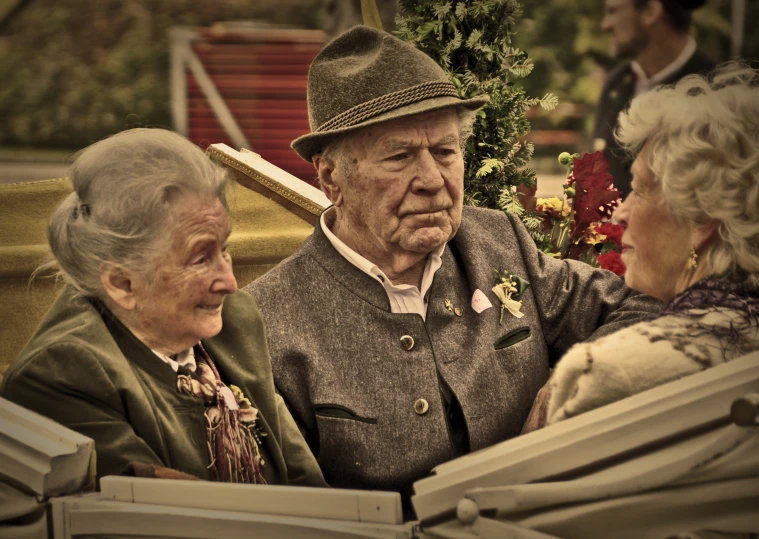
[492,269,531,324]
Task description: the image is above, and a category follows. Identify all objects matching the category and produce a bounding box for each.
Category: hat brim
[291,94,490,162]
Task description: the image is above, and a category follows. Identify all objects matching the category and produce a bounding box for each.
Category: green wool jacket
[1,287,326,488]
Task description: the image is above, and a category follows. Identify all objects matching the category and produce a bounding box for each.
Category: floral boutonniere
[492,269,530,324]
[230,384,268,440]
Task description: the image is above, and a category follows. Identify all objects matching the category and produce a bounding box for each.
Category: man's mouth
[198,303,223,312]
[403,207,449,217]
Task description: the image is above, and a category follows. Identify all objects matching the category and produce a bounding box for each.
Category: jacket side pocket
[313,404,377,424]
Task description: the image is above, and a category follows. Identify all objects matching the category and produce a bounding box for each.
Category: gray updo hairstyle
[45,128,229,299]
[616,62,759,286]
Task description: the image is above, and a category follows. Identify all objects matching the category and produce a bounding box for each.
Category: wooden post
[360,0,383,31]
[731,0,745,58]
[169,27,192,137]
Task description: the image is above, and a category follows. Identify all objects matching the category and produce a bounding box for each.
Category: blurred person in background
[593,0,715,196]
[1,129,326,488]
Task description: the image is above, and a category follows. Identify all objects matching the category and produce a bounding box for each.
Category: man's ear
[641,0,664,27]
[100,263,137,311]
[313,153,343,207]
[692,219,720,251]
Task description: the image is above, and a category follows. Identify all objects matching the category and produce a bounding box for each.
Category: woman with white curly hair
[543,63,759,424]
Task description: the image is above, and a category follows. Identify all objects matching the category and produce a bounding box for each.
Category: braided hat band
[316,81,461,133]
[291,26,489,162]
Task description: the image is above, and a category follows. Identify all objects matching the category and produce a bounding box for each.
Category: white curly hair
[616,62,759,287]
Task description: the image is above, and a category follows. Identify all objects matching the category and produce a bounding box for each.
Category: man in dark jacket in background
[593,0,715,196]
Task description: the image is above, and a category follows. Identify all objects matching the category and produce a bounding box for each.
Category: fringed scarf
[176,343,267,484]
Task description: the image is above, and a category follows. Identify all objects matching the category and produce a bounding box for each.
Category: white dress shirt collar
[152,347,197,373]
[320,207,445,320]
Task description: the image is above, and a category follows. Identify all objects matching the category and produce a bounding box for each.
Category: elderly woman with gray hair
[538,63,759,425]
[1,129,326,487]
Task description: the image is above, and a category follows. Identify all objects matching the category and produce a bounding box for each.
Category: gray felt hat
[291,25,490,162]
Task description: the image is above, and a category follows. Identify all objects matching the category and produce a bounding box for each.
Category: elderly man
[245,26,661,500]
[593,0,714,196]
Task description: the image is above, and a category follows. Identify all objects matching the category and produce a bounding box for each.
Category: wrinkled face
[131,194,237,353]
[602,0,649,58]
[614,149,691,302]
[334,109,464,258]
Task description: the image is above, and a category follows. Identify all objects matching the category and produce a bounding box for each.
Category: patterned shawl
[658,273,759,357]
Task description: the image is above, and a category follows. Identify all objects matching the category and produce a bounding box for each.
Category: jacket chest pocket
[494,327,531,350]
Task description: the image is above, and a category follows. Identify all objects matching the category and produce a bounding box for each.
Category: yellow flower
[584,221,607,245]
[536,196,571,218]
[230,384,252,408]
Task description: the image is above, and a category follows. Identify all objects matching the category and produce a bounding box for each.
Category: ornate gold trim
[206,146,324,217]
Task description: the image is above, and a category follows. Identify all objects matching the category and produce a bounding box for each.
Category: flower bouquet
[534,151,626,277]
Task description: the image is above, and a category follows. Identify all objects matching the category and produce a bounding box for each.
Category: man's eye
[437,148,456,156]
[388,153,407,161]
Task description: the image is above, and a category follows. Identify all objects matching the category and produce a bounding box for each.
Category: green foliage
[394,0,554,240]
[512,0,609,114]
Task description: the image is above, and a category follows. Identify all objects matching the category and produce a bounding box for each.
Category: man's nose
[411,151,445,194]
[601,17,613,32]
[211,254,238,295]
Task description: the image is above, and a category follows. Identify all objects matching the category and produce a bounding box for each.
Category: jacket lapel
[304,222,392,312]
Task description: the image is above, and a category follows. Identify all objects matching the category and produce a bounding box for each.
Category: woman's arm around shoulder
[546,319,707,425]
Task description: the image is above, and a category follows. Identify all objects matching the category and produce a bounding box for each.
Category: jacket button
[400,335,414,351]
[414,398,429,415]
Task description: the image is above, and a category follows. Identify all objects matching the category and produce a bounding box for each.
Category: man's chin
[610,46,629,59]
[400,227,453,253]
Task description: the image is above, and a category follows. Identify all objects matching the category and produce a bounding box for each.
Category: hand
[521,380,552,434]
[121,462,202,481]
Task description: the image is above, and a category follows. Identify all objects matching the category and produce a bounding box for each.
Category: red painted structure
[185,27,326,185]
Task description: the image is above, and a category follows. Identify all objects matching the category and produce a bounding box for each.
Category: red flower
[597,250,626,277]
[570,152,622,240]
[595,222,625,246]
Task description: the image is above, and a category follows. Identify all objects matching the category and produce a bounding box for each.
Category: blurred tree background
[0,0,322,148]
[0,0,754,155]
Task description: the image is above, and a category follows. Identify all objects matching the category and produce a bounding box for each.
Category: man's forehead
[368,110,460,146]
[379,132,459,150]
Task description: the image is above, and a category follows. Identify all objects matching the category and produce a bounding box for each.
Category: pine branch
[395,0,556,246]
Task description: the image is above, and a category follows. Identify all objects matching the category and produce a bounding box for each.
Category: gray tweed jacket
[245,206,661,494]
